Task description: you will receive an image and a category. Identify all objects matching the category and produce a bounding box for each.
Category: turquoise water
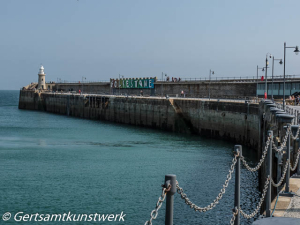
[0,90,260,224]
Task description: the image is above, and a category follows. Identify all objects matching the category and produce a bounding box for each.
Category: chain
[230,208,238,225]
[176,154,238,212]
[290,148,300,172]
[241,135,271,172]
[144,187,167,225]
[271,158,290,187]
[272,125,291,153]
[240,176,270,219]
[290,126,300,140]
[272,142,283,154]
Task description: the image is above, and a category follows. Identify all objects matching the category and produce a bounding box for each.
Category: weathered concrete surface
[252,217,300,225]
[155,81,256,98]
[19,91,261,150]
[269,178,300,218]
[54,82,111,94]
[283,178,300,218]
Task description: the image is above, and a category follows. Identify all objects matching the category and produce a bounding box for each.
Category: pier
[18,88,300,223]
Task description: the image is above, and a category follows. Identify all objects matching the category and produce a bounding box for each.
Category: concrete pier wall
[19,90,261,150]
[52,81,257,98]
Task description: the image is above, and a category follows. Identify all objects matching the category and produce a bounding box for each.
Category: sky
[1,0,300,90]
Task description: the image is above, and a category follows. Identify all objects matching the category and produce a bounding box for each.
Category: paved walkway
[271,177,300,218]
[253,178,300,224]
[252,217,300,225]
[283,179,300,218]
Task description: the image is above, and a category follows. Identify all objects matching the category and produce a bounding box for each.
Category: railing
[144,103,300,225]
[50,74,300,84]
[156,74,300,82]
[163,94,258,102]
[275,102,300,125]
[55,80,110,84]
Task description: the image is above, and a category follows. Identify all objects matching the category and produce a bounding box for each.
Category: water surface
[0,90,260,224]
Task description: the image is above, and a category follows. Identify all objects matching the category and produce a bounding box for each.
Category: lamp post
[264,53,272,99]
[82,76,86,94]
[119,74,124,95]
[209,69,214,100]
[256,66,264,100]
[283,42,299,110]
[161,72,167,96]
[271,57,283,101]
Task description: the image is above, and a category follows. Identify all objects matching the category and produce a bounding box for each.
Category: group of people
[166,76,181,82]
[289,95,300,105]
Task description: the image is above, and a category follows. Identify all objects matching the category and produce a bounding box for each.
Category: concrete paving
[270,177,300,218]
[283,178,300,218]
[254,178,300,224]
[252,217,300,225]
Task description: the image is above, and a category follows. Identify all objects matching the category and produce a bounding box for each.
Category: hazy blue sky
[1,0,300,90]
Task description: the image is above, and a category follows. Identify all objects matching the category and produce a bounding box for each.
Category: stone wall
[155,81,257,98]
[19,90,261,150]
[52,81,257,98]
[53,83,111,94]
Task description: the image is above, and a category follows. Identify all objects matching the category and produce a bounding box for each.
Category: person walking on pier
[140,90,143,96]
[181,90,184,97]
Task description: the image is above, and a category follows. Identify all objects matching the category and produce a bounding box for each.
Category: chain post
[234,145,241,225]
[266,131,272,217]
[285,125,291,193]
[165,174,176,225]
[277,149,283,194]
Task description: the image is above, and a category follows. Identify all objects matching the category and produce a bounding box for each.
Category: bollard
[234,145,241,225]
[165,174,176,225]
[266,131,273,217]
[277,150,283,194]
[285,125,291,193]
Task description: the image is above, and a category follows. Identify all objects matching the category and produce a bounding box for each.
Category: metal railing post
[266,130,273,217]
[165,174,176,225]
[234,145,241,225]
[277,150,283,194]
[285,125,291,193]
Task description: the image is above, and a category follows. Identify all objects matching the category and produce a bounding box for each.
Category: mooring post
[234,145,241,225]
[285,125,291,193]
[165,174,176,225]
[266,130,273,217]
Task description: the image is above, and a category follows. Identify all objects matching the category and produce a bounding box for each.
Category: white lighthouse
[37,65,46,90]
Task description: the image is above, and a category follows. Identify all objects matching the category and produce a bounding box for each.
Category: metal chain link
[176,154,238,212]
[240,176,270,219]
[271,158,290,187]
[290,148,300,172]
[272,125,291,153]
[290,126,300,140]
[144,188,167,225]
[241,135,271,172]
[230,208,238,225]
[272,142,283,154]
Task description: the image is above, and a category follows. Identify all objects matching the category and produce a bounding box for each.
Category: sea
[0,90,261,224]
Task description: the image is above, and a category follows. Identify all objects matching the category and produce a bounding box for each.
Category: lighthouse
[37,65,46,90]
